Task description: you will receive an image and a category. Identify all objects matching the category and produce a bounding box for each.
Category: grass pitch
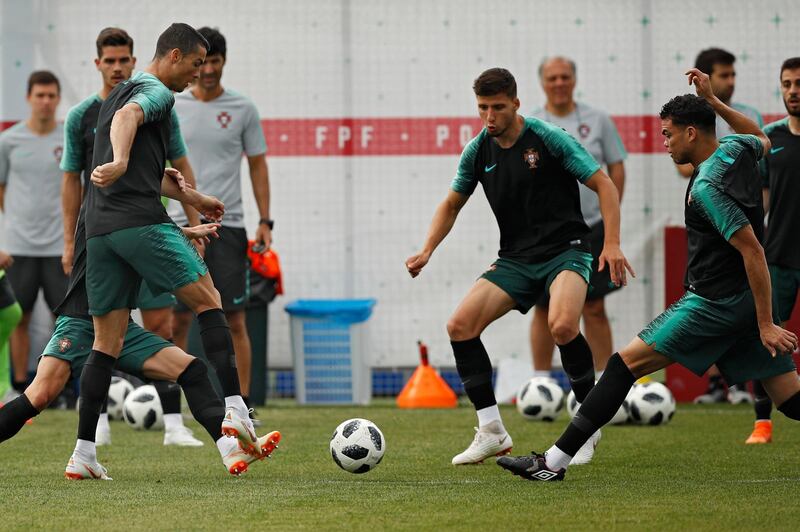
[1,400,799,531]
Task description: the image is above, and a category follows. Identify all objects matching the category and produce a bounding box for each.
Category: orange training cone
[396,341,458,409]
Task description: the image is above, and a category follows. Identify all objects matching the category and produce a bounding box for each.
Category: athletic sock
[451,337,497,412]
[153,381,182,415]
[753,380,772,421]
[197,309,241,397]
[548,353,635,468]
[225,395,248,414]
[533,370,551,379]
[558,333,595,402]
[216,435,238,458]
[96,413,110,435]
[176,358,225,441]
[0,394,39,443]
[777,390,800,420]
[163,414,183,432]
[476,405,503,429]
[77,350,116,442]
[73,439,96,463]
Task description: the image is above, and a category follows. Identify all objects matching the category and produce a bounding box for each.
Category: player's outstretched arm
[686,68,771,154]
[584,170,635,286]
[90,102,144,188]
[406,189,468,278]
[729,225,797,356]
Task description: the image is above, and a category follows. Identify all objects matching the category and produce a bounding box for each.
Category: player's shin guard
[777,391,800,421]
[177,358,225,440]
[153,381,182,415]
[77,350,116,442]
[753,380,773,421]
[554,353,635,456]
[197,309,241,398]
[0,394,39,443]
[558,333,595,402]
[451,337,496,410]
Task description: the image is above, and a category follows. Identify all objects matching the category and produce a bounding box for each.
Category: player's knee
[549,319,579,345]
[226,311,246,335]
[446,315,476,341]
[24,382,60,410]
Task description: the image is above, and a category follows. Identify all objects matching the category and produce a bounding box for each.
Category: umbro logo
[529,469,559,481]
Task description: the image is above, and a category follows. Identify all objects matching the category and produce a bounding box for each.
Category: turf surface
[1,400,798,531]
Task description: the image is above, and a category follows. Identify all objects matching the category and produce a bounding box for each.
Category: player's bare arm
[90,102,144,187]
[406,189,468,278]
[248,153,272,252]
[728,224,797,355]
[687,68,771,153]
[160,171,224,222]
[181,222,221,246]
[171,156,202,226]
[607,161,625,201]
[61,171,82,275]
[584,169,635,286]
[0,249,13,270]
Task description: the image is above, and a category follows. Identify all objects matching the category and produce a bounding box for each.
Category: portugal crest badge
[57,338,72,353]
[523,148,539,170]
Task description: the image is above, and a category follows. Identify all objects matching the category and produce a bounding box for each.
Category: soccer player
[406,68,632,466]
[71,23,257,466]
[169,27,272,424]
[529,56,627,380]
[680,48,765,405]
[745,57,800,445]
[62,27,204,447]
[497,70,800,482]
[0,71,68,395]
[0,171,280,479]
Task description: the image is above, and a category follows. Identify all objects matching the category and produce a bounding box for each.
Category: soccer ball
[515,377,564,421]
[123,384,164,430]
[628,382,676,425]
[107,376,134,421]
[330,418,385,474]
[565,388,631,425]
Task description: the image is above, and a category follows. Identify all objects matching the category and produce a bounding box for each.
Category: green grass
[1,400,799,531]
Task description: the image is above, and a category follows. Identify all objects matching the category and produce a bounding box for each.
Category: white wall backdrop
[1,0,797,368]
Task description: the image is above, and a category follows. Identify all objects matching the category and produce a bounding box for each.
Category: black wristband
[259,218,274,230]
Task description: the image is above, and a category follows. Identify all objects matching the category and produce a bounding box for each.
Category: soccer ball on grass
[330,418,385,474]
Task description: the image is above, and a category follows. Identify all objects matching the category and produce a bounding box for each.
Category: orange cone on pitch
[396,341,458,409]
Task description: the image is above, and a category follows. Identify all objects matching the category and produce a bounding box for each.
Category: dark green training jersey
[85,71,176,238]
[61,92,186,194]
[685,134,765,299]
[761,118,800,270]
[451,117,600,262]
[54,205,91,320]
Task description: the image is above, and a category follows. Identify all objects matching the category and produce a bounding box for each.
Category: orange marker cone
[396,341,458,409]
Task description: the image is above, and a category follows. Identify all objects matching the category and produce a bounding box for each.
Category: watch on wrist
[259,218,274,230]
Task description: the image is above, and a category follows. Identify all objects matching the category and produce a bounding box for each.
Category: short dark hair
[659,94,716,134]
[695,48,736,76]
[473,68,517,98]
[154,23,209,59]
[197,27,226,59]
[780,57,800,76]
[27,70,60,95]
[96,27,134,58]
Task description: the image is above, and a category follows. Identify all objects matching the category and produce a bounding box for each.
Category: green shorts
[42,315,172,378]
[87,223,207,316]
[137,281,177,311]
[638,289,797,385]
[769,264,800,323]
[480,249,593,314]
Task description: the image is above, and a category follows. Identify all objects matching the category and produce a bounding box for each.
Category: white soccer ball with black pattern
[330,418,385,474]
[122,384,164,430]
[107,375,134,421]
[565,388,631,425]
[627,382,676,425]
[515,377,564,421]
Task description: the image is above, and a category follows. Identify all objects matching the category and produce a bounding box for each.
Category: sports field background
[2,1,800,369]
[1,402,799,530]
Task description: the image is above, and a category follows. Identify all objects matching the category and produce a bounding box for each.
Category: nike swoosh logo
[499,435,508,445]
[85,464,101,479]
[484,164,497,172]
[232,296,245,305]
[770,146,785,154]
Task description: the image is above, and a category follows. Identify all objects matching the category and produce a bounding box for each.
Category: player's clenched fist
[405,252,430,278]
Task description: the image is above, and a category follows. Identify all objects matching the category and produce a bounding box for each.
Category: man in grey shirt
[529,57,627,381]
[0,71,68,394]
[169,27,272,423]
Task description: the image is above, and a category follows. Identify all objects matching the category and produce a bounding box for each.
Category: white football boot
[569,429,601,465]
[222,431,282,476]
[221,407,259,456]
[65,455,112,480]
[164,425,204,447]
[451,420,513,465]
